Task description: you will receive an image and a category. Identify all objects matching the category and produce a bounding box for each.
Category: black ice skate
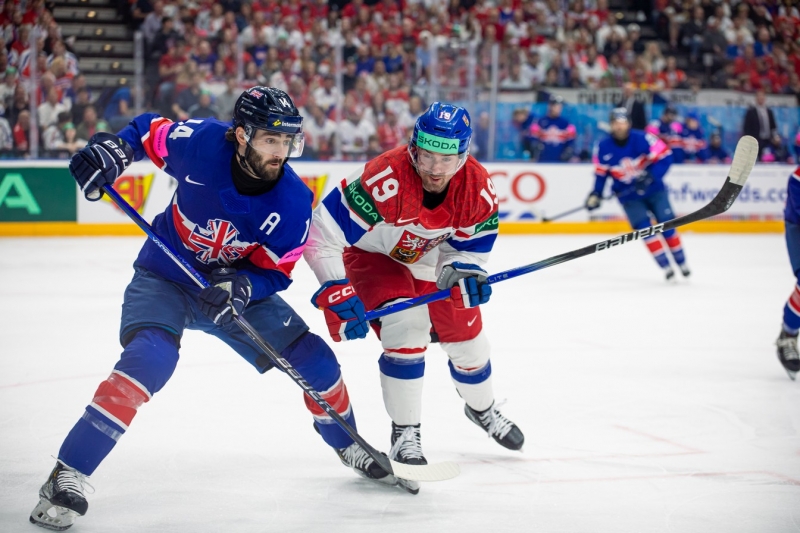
[336,442,397,487]
[465,402,525,451]
[664,268,676,282]
[776,330,800,380]
[679,264,691,277]
[30,461,90,531]
[389,423,427,495]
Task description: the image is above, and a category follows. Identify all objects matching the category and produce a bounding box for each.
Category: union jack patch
[249,89,264,99]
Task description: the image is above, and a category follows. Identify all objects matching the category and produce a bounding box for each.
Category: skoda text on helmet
[409,102,472,177]
[232,86,305,162]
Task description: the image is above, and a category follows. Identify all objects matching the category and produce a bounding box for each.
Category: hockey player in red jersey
[304,102,525,493]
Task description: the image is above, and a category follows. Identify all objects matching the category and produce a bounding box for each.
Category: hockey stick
[364,135,758,321]
[541,193,615,223]
[100,185,459,484]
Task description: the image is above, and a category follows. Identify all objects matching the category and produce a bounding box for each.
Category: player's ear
[235,126,247,148]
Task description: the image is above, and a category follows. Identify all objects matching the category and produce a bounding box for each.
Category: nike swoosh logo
[283,316,292,326]
[184,175,205,186]
[467,317,477,327]
[396,217,418,225]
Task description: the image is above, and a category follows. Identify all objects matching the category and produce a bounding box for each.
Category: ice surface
[1,234,798,533]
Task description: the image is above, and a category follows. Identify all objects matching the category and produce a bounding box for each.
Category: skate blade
[389,459,460,482]
[786,369,797,381]
[30,498,79,531]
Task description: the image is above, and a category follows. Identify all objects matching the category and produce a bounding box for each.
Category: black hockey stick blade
[365,136,759,321]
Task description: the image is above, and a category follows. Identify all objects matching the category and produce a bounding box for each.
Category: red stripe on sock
[788,287,800,315]
[645,238,664,254]
[304,378,351,417]
[665,235,682,250]
[91,374,150,427]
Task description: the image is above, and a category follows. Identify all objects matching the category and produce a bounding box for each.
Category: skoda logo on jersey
[188,219,250,264]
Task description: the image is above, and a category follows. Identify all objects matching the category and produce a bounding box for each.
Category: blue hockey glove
[585,192,602,211]
[198,268,252,326]
[69,132,133,201]
[436,262,492,309]
[311,279,369,342]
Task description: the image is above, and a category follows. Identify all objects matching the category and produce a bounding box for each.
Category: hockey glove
[585,192,602,211]
[198,268,252,326]
[69,132,133,201]
[436,262,492,309]
[311,279,369,342]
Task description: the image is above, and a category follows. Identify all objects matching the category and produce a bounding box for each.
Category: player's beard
[246,148,284,182]
[419,171,453,194]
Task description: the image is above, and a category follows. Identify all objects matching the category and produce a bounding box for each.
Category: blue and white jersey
[530,116,576,162]
[592,129,673,203]
[116,113,313,300]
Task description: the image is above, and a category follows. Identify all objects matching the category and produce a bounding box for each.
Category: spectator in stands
[679,6,706,64]
[187,90,218,119]
[500,63,532,90]
[376,108,407,151]
[522,48,547,87]
[172,71,205,121]
[0,67,17,111]
[105,85,134,131]
[192,41,217,77]
[303,103,337,160]
[313,74,340,116]
[577,45,607,88]
[75,105,109,141]
[46,40,78,78]
[658,56,687,89]
[65,73,89,106]
[37,86,69,129]
[12,108,30,154]
[0,115,12,151]
[710,60,739,90]
[339,104,375,160]
[215,77,240,120]
[42,111,81,154]
[742,89,777,155]
[140,0,164,50]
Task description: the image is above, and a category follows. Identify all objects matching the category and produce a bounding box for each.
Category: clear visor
[408,145,467,177]
[246,129,305,158]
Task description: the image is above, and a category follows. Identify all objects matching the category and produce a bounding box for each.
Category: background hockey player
[700,131,731,163]
[586,108,689,280]
[529,95,576,162]
[30,87,396,532]
[775,165,800,380]
[646,105,684,163]
[679,112,707,163]
[303,102,524,494]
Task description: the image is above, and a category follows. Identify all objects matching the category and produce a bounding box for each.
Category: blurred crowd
[1,0,799,161]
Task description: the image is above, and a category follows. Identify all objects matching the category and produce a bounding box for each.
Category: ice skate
[30,461,90,531]
[679,263,691,277]
[465,402,525,451]
[776,330,799,380]
[664,268,676,282]
[389,423,427,495]
[336,442,398,487]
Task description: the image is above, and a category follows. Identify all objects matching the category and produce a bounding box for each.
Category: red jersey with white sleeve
[304,146,500,284]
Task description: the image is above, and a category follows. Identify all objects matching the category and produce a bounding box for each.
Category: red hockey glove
[311,279,369,342]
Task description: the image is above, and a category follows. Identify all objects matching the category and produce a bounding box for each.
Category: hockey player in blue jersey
[646,106,684,163]
[775,165,800,380]
[529,95,576,162]
[29,87,397,531]
[586,108,690,280]
[679,112,707,163]
[700,131,731,164]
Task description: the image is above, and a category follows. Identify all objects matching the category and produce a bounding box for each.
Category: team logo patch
[249,89,264,99]
[389,231,450,264]
[462,115,469,127]
[187,219,251,264]
[272,119,282,127]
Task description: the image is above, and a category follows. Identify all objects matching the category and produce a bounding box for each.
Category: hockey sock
[643,235,671,269]
[283,333,357,449]
[378,353,425,426]
[448,360,494,412]
[58,328,178,475]
[783,284,800,335]
[663,231,686,265]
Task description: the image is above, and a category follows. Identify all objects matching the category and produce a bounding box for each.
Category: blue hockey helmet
[233,86,304,158]
[609,107,629,123]
[409,102,472,175]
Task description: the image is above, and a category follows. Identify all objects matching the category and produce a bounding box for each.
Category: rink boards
[0,160,789,236]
